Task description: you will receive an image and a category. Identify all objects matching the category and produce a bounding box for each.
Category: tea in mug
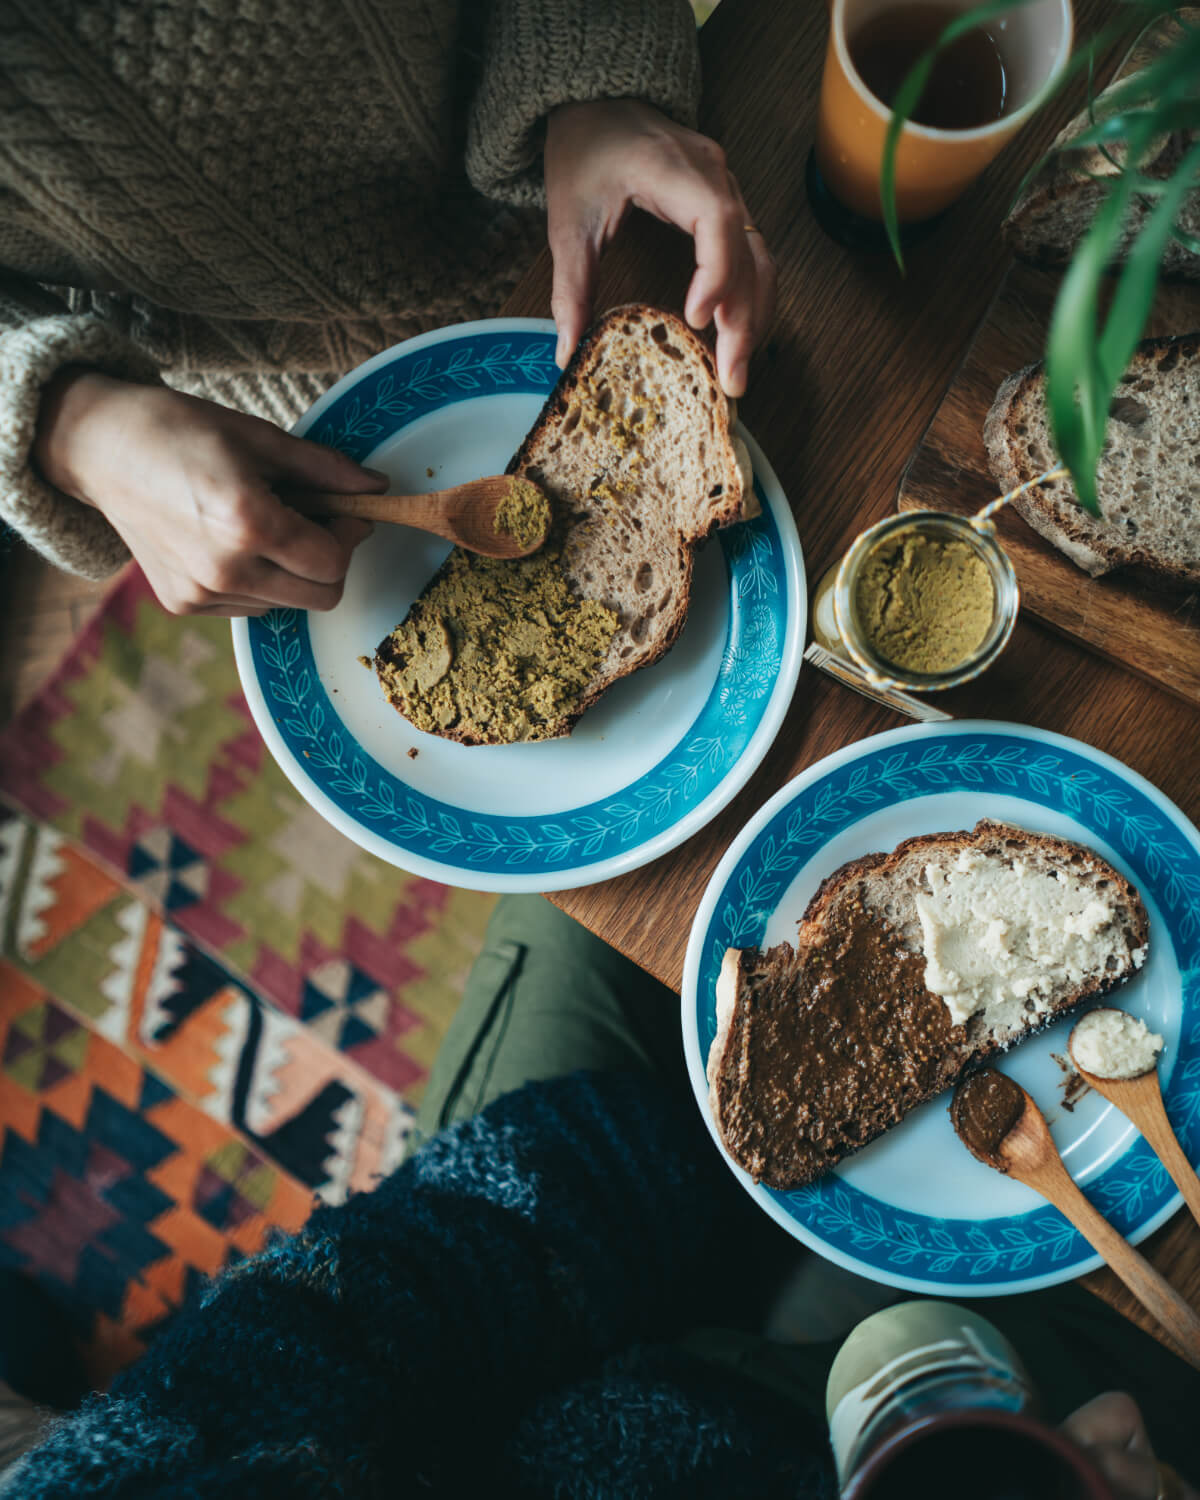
[848,2,1009,130]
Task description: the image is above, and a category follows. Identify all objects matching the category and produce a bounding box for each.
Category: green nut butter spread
[855,531,994,675]
[376,546,618,743]
[493,479,551,550]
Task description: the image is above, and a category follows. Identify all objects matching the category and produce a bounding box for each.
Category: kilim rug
[0,566,496,1387]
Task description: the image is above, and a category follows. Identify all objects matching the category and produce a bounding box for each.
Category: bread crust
[707,821,1150,1189]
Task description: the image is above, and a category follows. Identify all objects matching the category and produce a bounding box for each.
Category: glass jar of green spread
[812,511,1019,692]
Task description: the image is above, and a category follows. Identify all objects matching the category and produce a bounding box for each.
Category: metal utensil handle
[804,643,953,723]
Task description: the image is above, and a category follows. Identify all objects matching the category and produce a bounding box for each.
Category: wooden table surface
[2,0,1195,1356]
[497,0,1200,1348]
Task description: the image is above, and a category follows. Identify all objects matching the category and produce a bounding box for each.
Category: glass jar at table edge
[811,510,1021,692]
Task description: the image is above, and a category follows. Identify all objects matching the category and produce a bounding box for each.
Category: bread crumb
[407,747,419,760]
[426,467,435,478]
[357,655,372,668]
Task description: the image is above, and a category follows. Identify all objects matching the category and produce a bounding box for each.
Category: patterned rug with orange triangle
[0,566,495,1387]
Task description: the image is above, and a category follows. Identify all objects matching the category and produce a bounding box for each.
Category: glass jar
[811,510,1020,692]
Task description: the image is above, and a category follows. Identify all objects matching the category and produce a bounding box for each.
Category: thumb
[549,219,599,371]
[265,428,388,494]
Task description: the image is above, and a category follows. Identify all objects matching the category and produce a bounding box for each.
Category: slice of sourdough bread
[374,305,755,745]
[1003,10,1200,281]
[706,821,1148,1190]
[983,334,1200,582]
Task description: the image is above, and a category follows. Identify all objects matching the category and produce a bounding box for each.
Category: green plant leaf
[1044,116,1157,513]
[1098,137,1200,385]
[1045,122,1199,516]
[1169,222,1200,255]
[1068,98,1200,152]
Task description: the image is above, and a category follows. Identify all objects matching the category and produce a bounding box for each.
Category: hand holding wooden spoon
[286,474,551,560]
[952,1069,1200,1371]
[1069,1008,1200,1233]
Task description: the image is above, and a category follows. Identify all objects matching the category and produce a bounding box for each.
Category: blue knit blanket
[9,1072,836,1497]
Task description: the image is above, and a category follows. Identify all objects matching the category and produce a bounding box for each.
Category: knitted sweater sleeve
[465,0,701,207]
[8,1071,763,1497]
[0,271,164,579]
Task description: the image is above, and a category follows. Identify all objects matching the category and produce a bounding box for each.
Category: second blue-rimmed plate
[231,319,805,892]
[682,721,1200,1296]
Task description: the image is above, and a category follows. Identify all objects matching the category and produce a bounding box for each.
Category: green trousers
[416,896,1200,1472]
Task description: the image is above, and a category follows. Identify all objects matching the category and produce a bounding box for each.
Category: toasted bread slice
[1004,10,1200,281]
[983,334,1200,583]
[374,305,755,745]
[706,821,1148,1190]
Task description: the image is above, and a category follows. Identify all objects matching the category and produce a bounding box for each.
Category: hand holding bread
[544,100,776,397]
[374,306,756,745]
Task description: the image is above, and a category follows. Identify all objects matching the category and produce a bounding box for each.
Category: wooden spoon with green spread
[287,475,551,559]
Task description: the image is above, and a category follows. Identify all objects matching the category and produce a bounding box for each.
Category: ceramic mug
[815,0,1074,223]
[826,1301,1114,1499]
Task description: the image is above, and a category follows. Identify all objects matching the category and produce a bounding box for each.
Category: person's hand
[34,370,385,617]
[543,98,775,398]
[1062,1392,1197,1500]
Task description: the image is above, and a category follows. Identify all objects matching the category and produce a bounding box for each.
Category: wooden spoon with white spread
[1069,1007,1200,1233]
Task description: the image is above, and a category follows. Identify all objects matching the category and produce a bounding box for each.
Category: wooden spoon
[1069,1015,1200,1233]
[952,1069,1200,1370]
[286,475,550,559]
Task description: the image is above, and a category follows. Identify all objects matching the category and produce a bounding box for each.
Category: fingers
[1084,1445,1159,1500]
[146,578,274,618]
[324,515,374,552]
[1062,1393,1159,1500]
[687,174,774,398]
[252,490,359,586]
[683,186,747,331]
[707,225,775,398]
[175,551,347,612]
[225,559,348,612]
[549,217,601,370]
[262,423,388,494]
[640,147,772,398]
[545,102,773,397]
[684,211,756,397]
[192,478,374,615]
[1063,1393,1153,1457]
[745,219,778,352]
[192,604,272,618]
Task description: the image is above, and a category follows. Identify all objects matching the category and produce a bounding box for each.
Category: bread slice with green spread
[374,305,756,745]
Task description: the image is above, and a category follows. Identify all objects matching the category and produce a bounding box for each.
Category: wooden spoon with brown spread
[952,1069,1200,1371]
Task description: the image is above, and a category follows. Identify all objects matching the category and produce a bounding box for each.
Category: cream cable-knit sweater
[0,0,699,577]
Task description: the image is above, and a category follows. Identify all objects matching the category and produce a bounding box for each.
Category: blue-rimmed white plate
[682,720,1200,1295]
[231,319,804,892]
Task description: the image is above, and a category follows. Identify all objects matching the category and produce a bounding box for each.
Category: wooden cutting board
[897,260,1200,707]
